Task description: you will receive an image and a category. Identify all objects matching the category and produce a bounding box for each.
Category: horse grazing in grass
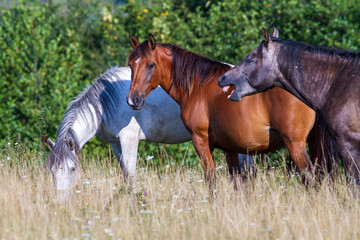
[46,66,254,192]
[219,27,360,184]
[126,34,316,190]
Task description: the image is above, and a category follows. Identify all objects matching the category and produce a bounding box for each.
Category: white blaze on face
[133,57,142,80]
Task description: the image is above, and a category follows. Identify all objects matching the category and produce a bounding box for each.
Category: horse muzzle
[127,93,145,110]
[218,74,234,90]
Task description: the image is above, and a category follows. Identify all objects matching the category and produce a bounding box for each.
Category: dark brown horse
[127,34,316,188]
[219,27,360,184]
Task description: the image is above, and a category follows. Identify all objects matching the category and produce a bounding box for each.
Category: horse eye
[71,167,76,172]
[147,63,155,69]
[245,58,254,64]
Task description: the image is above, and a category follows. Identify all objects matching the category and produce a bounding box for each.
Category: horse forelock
[127,41,155,64]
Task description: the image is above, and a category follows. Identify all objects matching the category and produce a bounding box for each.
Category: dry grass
[1,145,360,240]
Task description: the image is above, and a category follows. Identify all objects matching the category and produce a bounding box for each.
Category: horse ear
[263,28,271,48]
[148,33,156,50]
[68,137,75,151]
[272,26,279,38]
[129,35,140,49]
[47,138,55,150]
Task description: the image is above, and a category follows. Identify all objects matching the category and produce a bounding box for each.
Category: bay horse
[126,34,316,189]
[47,66,253,192]
[219,27,360,185]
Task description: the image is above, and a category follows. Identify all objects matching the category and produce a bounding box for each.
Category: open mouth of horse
[222,84,235,98]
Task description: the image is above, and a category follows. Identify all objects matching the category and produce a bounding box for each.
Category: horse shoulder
[180,99,209,136]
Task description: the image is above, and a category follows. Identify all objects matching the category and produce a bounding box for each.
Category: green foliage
[0,1,86,148]
[1,0,360,166]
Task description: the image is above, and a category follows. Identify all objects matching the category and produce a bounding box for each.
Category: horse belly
[211,123,283,154]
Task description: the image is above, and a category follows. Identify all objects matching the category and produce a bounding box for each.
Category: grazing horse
[126,34,316,189]
[46,66,254,192]
[219,27,360,184]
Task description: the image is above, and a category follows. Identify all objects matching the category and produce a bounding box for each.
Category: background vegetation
[1,0,360,165]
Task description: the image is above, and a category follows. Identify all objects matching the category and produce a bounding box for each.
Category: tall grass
[1,143,359,239]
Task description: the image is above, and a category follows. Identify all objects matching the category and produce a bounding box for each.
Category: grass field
[1,144,360,240]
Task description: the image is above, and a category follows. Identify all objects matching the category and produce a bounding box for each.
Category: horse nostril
[221,76,226,81]
[134,96,140,105]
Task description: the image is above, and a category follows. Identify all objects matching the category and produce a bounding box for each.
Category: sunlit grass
[1,143,359,239]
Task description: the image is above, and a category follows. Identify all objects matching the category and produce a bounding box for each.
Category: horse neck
[156,56,186,105]
[279,50,347,111]
[67,104,101,149]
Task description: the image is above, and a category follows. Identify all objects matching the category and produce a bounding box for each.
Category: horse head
[218,27,281,101]
[127,34,170,110]
[46,130,81,192]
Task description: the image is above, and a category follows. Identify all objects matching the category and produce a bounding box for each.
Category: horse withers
[219,27,360,184]
[126,34,316,191]
[47,66,254,195]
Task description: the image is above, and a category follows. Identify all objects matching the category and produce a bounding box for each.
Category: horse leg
[225,152,241,190]
[111,143,123,168]
[284,140,315,186]
[117,129,140,191]
[336,138,360,187]
[225,152,256,190]
[192,134,216,193]
[237,153,257,181]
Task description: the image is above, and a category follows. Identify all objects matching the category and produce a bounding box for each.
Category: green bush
[0,1,86,148]
[1,0,360,165]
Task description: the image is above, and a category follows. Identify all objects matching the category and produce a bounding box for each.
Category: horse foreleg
[192,134,216,192]
[285,140,315,186]
[117,129,140,190]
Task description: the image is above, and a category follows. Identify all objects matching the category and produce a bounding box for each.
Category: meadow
[1,143,360,240]
[2,2,360,239]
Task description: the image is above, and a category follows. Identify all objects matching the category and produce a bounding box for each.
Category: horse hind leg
[284,140,315,186]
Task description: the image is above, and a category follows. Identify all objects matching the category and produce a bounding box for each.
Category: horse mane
[47,66,129,169]
[272,37,360,82]
[165,44,231,94]
[128,41,231,95]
